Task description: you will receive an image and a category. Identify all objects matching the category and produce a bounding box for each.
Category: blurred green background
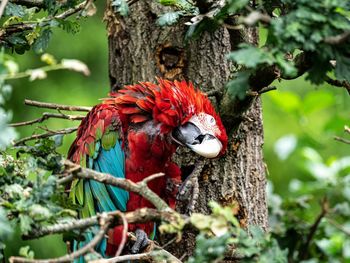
[4,3,350,260]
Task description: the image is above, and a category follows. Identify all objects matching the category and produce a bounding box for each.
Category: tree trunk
[105,0,267,260]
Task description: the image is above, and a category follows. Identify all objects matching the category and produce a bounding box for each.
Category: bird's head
[155,79,228,158]
[109,78,228,158]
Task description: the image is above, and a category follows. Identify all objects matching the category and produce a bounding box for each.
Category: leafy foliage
[1,1,94,54]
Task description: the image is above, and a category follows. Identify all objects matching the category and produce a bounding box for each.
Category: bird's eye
[207,115,216,125]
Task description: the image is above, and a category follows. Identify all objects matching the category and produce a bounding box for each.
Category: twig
[325,76,350,95]
[10,112,85,127]
[324,31,350,45]
[334,136,350,145]
[345,126,350,134]
[92,236,182,263]
[23,208,179,240]
[0,0,9,19]
[127,233,182,263]
[259,86,277,94]
[64,160,171,211]
[24,99,92,112]
[299,197,329,260]
[243,11,272,26]
[326,217,350,236]
[114,211,127,257]
[55,0,87,19]
[10,213,111,263]
[91,252,152,263]
[1,0,89,42]
[13,127,77,146]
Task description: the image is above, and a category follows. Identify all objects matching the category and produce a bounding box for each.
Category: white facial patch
[188,113,221,136]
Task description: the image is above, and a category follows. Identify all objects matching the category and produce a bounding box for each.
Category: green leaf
[335,53,350,82]
[33,29,52,54]
[227,44,274,68]
[157,12,182,26]
[0,208,13,242]
[19,246,35,259]
[111,0,129,16]
[4,3,26,17]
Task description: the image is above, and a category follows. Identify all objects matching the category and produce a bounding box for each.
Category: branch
[324,31,350,45]
[10,213,111,263]
[345,125,350,134]
[0,0,9,19]
[23,208,179,240]
[64,160,171,211]
[55,0,87,20]
[92,234,183,263]
[1,0,89,42]
[24,99,92,112]
[334,136,350,145]
[10,112,85,127]
[326,217,350,236]
[299,197,329,260]
[114,211,127,257]
[220,52,313,130]
[91,252,152,263]
[13,127,77,146]
[325,76,350,95]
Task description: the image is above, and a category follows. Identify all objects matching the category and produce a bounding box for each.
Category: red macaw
[68,78,228,259]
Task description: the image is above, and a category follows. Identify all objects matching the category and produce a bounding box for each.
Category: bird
[68,78,228,260]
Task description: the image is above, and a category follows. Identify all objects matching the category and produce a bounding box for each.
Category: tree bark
[105,0,267,260]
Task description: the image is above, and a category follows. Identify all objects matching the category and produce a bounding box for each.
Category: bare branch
[13,127,77,146]
[334,136,350,145]
[92,234,183,263]
[10,213,111,263]
[0,0,9,18]
[10,112,85,127]
[325,76,350,95]
[326,217,350,236]
[299,197,329,260]
[24,208,179,240]
[91,252,152,263]
[114,211,127,257]
[64,160,171,211]
[324,31,350,45]
[345,125,350,134]
[55,0,87,20]
[1,0,90,43]
[24,99,92,112]
[243,11,271,26]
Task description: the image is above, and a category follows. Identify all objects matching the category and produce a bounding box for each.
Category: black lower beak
[172,123,202,146]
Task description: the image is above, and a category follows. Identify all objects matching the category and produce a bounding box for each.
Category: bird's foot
[130,229,149,254]
[176,175,194,201]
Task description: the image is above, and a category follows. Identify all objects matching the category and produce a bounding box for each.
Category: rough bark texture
[105,0,267,260]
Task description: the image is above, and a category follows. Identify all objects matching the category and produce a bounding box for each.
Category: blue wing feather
[92,141,128,212]
[74,140,128,263]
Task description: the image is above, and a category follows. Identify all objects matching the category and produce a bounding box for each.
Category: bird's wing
[68,104,129,219]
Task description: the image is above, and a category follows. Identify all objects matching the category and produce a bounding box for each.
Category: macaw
[68,78,228,259]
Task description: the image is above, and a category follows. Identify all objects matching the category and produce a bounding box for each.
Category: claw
[130,229,149,254]
[176,176,194,201]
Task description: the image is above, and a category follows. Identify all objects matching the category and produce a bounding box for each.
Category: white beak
[186,136,222,158]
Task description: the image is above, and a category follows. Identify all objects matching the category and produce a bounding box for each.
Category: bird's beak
[172,123,222,158]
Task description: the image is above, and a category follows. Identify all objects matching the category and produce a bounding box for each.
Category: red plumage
[68,78,228,255]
